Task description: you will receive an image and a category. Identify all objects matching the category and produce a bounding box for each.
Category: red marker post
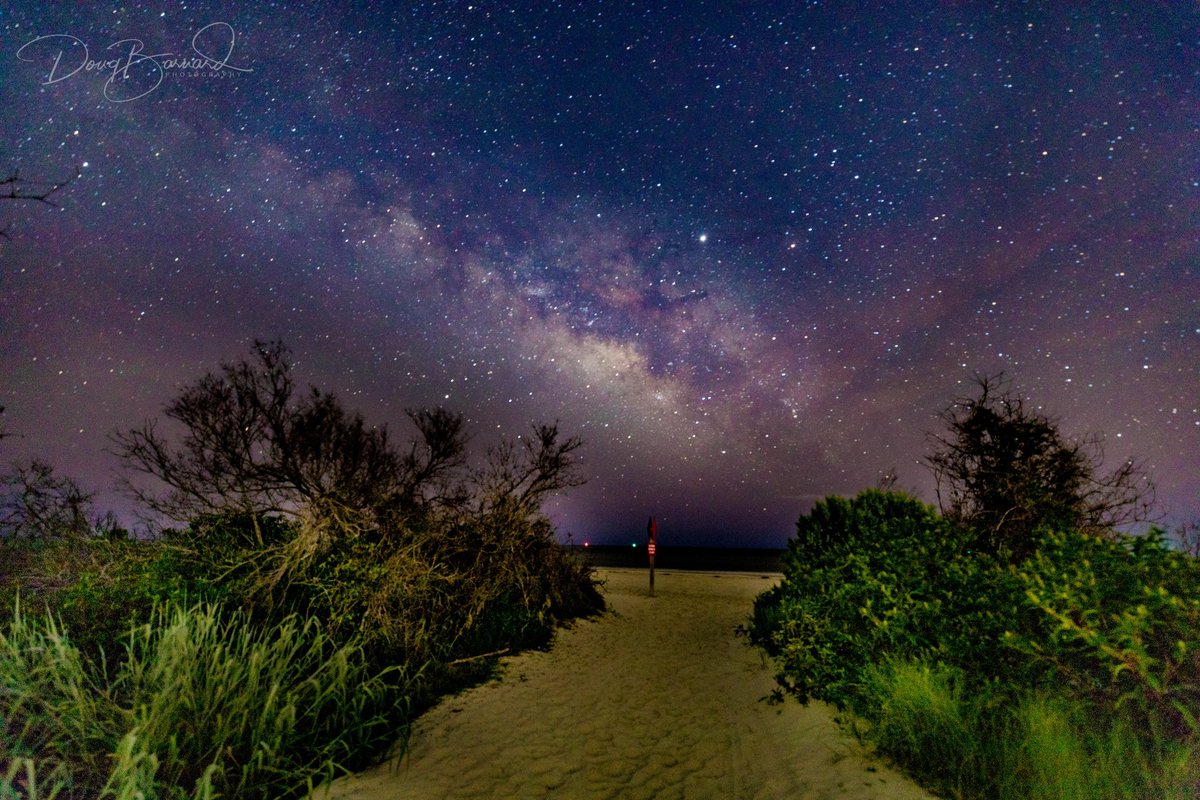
[647,516,657,597]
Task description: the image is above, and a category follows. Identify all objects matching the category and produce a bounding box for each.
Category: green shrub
[1008,528,1200,743]
[170,509,602,670]
[0,507,602,799]
[754,490,1200,799]
[0,535,231,668]
[2,342,606,796]
[753,490,1030,707]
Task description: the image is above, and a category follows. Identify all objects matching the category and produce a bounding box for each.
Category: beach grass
[1,344,606,798]
[1,599,417,800]
[858,657,1200,800]
[0,517,603,798]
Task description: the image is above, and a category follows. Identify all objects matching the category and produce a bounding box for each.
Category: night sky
[2,3,1196,547]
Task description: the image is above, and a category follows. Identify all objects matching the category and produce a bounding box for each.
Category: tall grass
[753,492,1200,800]
[861,658,1200,800]
[860,659,981,795]
[1,600,420,799]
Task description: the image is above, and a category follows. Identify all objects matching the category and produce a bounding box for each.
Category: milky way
[2,3,1196,546]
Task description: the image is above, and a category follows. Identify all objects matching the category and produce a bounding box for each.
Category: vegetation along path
[326,568,933,800]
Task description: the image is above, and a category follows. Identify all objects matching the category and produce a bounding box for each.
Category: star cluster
[2,3,1196,545]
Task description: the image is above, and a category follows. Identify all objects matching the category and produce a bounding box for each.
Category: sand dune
[323,568,933,800]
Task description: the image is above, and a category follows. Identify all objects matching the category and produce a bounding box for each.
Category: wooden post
[647,516,657,597]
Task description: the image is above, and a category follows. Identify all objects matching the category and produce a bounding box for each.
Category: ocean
[565,545,785,574]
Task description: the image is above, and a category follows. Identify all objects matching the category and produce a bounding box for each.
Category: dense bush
[753,490,1200,799]
[103,341,603,666]
[1,512,599,799]
[168,507,601,669]
[1,519,600,798]
[1,340,603,797]
[752,490,1034,708]
[1007,528,1200,742]
[8,540,226,661]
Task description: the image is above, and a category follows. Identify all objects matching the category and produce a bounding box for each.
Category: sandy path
[325,569,932,800]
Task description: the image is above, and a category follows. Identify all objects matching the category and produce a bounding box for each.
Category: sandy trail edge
[322,568,934,800]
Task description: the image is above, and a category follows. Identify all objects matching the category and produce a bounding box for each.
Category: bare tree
[926,374,1156,558]
[393,407,471,516]
[476,423,585,516]
[1,459,94,542]
[113,340,468,529]
[1172,518,1200,558]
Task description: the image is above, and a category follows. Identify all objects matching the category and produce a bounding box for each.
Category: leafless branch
[925,373,1157,558]
[1,459,95,542]
[0,166,81,240]
[476,422,585,516]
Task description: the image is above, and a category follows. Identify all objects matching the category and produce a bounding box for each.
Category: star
[0,2,1195,545]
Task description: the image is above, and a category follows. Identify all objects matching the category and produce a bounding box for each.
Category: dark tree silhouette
[1,166,80,241]
[1173,518,1200,557]
[476,422,585,516]
[393,406,471,516]
[926,375,1156,559]
[112,339,589,612]
[112,340,469,528]
[1,459,94,542]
